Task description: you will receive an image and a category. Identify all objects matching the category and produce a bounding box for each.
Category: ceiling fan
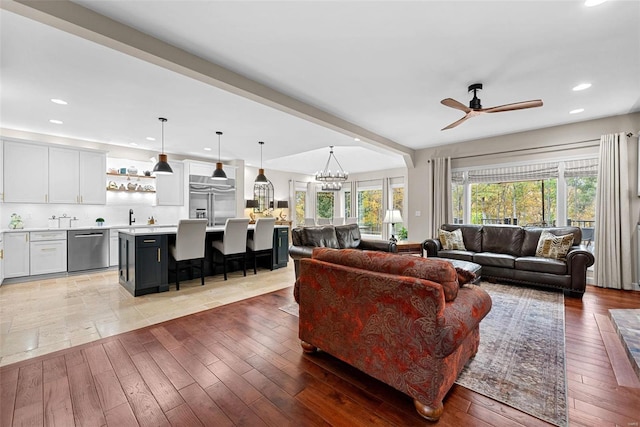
[441,83,543,130]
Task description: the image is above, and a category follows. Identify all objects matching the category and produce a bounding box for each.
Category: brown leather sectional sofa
[423,224,595,297]
[288,223,396,279]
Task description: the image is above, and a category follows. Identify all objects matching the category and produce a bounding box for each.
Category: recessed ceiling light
[573,83,592,91]
[354,137,360,142]
[585,0,607,7]
[129,142,138,146]
[146,137,156,141]
[49,119,63,124]
[204,147,212,151]
[50,98,68,105]
[570,108,585,114]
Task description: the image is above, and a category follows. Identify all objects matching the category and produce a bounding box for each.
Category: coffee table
[396,241,423,256]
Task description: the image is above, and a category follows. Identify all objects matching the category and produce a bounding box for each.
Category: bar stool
[169,219,207,290]
[246,217,276,274]
[211,218,250,280]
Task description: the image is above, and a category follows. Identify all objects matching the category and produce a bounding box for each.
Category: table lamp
[277,200,289,220]
[246,199,259,221]
[383,209,403,243]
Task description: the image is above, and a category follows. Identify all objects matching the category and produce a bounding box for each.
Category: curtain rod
[452,138,601,160]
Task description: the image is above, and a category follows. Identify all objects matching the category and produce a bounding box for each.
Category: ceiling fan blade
[441,114,472,131]
[482,100,543,113]
[441,98,471,113]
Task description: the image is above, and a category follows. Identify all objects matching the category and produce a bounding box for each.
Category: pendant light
[152,117,173,175]
[211,131,227,180]
[255,141,269,184]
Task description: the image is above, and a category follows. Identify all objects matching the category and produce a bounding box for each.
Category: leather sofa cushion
[442,224,483,252]
[473,252,516,268]
[522,226,581,256]
[302,226,339,248]
[482,225,523,257]
[334,224,362,249]
[515,256,567,275]
[312,247,460,301]
[438,250,475,262]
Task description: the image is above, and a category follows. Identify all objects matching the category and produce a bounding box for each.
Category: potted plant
[95,217,105,227]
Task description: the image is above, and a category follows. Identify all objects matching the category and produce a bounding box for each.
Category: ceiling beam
[3,0,415,168]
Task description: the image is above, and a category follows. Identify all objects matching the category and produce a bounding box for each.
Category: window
[452,158,597,231]
[357,179,383,236]
[294,191,306,226]
[316,191,335,220]
[470,180,557,226]
[344,190,351,218]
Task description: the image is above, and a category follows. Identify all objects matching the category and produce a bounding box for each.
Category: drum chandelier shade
[255,141,269,184]
[212,131,227,180]
[315,146,348,191]
[152,117,173,175]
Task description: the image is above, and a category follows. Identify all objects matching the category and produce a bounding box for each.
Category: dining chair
[169,219,207,290]
[246,217,276,274]
[211,218,250,280]
[332,217,345,225]
[317,218,331,225]
[304,218,316,226]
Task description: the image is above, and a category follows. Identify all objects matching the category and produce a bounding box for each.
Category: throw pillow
[439,228,466,250]
[535,231,574,259]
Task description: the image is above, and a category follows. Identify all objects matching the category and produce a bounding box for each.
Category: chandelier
[315,146,348,191]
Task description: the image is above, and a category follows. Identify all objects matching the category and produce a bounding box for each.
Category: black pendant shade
[255,141,269,184]
[153,117,173,175]
[211,131,227,180]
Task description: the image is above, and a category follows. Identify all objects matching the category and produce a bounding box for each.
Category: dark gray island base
[118,225,289,296]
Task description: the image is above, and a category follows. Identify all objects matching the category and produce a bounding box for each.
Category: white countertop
[1,223,177,233]
[117,224,288,236]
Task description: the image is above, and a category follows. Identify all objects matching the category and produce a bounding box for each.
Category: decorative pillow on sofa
[439,228,466,250]
[535,230,574,259]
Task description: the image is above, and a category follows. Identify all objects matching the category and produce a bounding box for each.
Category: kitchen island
[117,225,289,296]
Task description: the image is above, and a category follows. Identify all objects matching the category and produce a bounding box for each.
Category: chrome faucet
[129,209,135,226]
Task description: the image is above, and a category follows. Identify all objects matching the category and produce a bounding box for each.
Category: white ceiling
[1,1,639,175]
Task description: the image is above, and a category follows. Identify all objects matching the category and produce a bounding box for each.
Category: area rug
[279,282,567,426]
[455,282,567,427]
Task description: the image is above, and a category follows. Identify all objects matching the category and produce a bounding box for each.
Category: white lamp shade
[383,209,403,224]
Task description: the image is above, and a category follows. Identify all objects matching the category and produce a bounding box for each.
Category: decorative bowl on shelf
[127,166,138,175]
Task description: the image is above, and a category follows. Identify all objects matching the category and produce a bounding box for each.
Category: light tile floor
[0,264,295,367]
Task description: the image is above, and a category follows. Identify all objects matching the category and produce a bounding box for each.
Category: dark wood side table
[395,241,423,256]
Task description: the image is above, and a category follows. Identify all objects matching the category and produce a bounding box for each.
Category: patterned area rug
[456,282,567,427]
[279,282,567,426]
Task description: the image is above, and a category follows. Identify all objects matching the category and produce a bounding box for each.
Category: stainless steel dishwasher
[67,229,109,272]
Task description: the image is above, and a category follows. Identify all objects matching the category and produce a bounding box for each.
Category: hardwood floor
[1,284,639,426]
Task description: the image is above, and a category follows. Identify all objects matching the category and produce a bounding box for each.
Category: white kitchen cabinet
[30,231,67,275]
[4,232,30,278]
[156,160,184,206]
[79,151,107,204]
[0,140,4,202]
[49,147,106,204]
[49,147,80,203]
[3,141,48,203]
[109,228,119,267]
[0,233,4,285]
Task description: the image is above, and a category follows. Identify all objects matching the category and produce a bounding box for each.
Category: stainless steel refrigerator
[188,174,236,226]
